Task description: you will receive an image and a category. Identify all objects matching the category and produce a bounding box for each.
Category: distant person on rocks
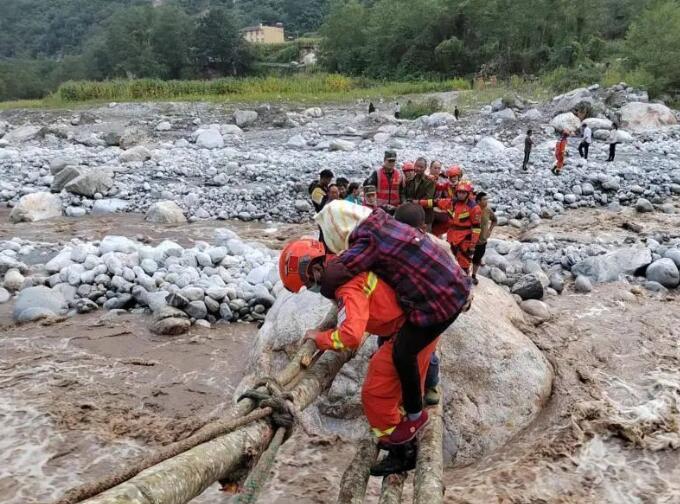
[578,123,592,160]
[607,124,619,162]
[552,131,569,175]
[522,129,533,171]
[394,102,401,119]
[327,184,340,203]
[363,185,378,209]
[345,182,362,205]
[309,169,334,211]
[454,106,460,121]
[402,157,436,228]
[471,192,497,285]
[364,150,403,213]
[368,102,376,114]
[336,177,350,199]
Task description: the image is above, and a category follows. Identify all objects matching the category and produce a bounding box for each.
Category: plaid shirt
[322,209,471,326]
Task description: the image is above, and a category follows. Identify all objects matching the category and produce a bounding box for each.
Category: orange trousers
[361,336,440,437]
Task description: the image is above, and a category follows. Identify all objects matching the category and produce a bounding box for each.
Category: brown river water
[1,209,679,503]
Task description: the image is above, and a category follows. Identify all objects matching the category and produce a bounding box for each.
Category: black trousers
[578,141,590,159]
[392,316,457,414]
[608,143,616,161]
[522,150,531,169]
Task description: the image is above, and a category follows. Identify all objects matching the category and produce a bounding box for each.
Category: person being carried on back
[313,200,472,445]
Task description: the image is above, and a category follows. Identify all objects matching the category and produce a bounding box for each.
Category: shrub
[400,98,443,120]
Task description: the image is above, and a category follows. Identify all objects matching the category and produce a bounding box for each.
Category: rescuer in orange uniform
[431,165,464,236]
[279,238,447,475]
[552,131,569,175]
[419,180,482,273]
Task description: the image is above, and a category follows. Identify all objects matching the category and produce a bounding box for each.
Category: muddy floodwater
[1,209,679,503]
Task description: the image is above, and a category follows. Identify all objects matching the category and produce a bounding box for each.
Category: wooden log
[413,403,444,504]
[378,473,406,504]
[336,439,379,504]
[84,348,352,504]
[233,427,287,504]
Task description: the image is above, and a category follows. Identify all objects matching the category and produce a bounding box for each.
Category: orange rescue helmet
[456,180,474,193]
[401,161,415,172]
[279,239,326,293]
[446,165,463,178]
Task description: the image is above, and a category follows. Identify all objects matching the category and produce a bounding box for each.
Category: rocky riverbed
[1,85,679,503]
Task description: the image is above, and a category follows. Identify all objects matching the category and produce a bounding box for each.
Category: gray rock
[141,258,158,275]
[571,247,652,282]
[119,145,151,163]
[636,198,654,213]
[219,303,234,321]
[13,286,68,321]
[511,274,544,300]
[92,199,128,215]
[151,317,190,335]
[645,258,680,288]
[15,307,58,323]
[549,272,564,293]
[76,298,99,314]
[644,281,667,293]
[51,166,82,192]
[330,139,355,151]
[663,249,680,268]
[0,287,10,304]
[520,300,551,321]
[185,300,208,319]
[574,275,593,293]
[3,125,43,143]
[65,170,113,197]
[550,112,581,134]
[146,201,187,225]
[620,102,677,132]
[9,192,62,223]
[181,286,204,301]
[204,296,220,313]
[294,200,312,212]
[3,269,25,291]
[233,110,258,128]
[195,129,224,149]
[0,255,28,275]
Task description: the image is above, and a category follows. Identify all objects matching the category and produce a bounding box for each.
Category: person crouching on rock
[312,201,472,452]
[278,235,469,475]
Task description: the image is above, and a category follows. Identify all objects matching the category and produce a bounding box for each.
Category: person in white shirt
[394,102,401,119]
[607,124,619,162]
[578,123,592,159]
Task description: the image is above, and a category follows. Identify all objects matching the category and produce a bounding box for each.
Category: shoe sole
[389,416,430,445]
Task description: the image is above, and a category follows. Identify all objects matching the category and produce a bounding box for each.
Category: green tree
[319,0,369,74]
[194,7,252,76]
[151,6,194,79]
[626,0,680,93]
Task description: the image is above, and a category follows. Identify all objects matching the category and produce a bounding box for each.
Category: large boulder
[92,198,129,215]
[645,258,680,288]
[13,286,68,322]
[423,112,457,127]
[9,192,62,223]
[475,136,506,154]
[233,110,258,128]
[550,112,581,134]
[620,102,677,132]
[64,170,114,197]
[2,125,43,144]
[511,274,544,300]
[552,88,593,114]
[51,166,82,192]
[571,246,652,282]
[119,145,151,163]
[238,279,553,465]
[145,201,187,225]
[583,117,613,131]
[195,129,224,149]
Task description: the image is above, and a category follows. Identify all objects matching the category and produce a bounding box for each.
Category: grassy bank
[0,74,469,109]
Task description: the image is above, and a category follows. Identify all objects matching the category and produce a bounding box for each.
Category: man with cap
[363,185,378,209]
[364,150,403,213]
[402,157,436,228]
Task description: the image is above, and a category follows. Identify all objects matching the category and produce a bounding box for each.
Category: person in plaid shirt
[317,203,472,443]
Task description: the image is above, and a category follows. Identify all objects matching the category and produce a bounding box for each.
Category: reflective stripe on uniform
[330,330,344,350]
[363,272,378,296]
[371,426,396,438]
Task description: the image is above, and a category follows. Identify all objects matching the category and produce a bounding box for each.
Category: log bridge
[55,312,445,504]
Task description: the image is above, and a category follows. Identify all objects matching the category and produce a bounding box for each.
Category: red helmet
[446,165,463,178]
[456,180,474,193]
[279,239,326,293]
[402,161,415,172]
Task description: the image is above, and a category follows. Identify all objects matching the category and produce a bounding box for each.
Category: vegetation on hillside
[0,0,679,103]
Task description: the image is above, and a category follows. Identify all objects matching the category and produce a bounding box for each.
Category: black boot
[370,441,417,477]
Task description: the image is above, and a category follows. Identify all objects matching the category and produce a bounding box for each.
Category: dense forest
[0,0,679,102]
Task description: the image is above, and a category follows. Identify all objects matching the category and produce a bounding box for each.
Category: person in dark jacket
[309,169,334,212]
[402,157,436,227]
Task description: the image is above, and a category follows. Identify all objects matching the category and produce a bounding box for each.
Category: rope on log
[413,402,444,504]
[233,427,287,504]
[337,438,379,504]
[55,407,274,504]
[81,349,352,504]
[378,473,406,504]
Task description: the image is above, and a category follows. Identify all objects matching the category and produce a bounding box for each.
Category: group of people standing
[308,149,497,285]
[522,122,621,176]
